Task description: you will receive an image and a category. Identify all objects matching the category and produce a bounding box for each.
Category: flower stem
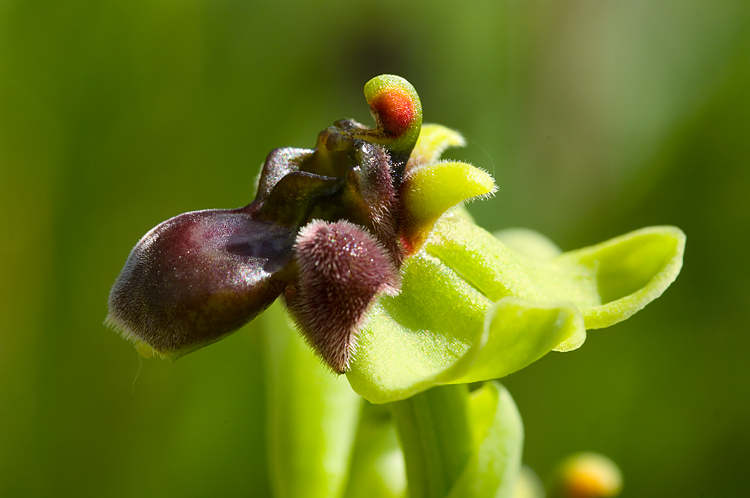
[389,384,474,498]
[263,302,361,498]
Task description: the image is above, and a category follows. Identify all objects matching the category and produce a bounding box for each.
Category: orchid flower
[106,75,684,498]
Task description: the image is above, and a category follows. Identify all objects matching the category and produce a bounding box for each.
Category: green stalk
[263,302,361,498]
[389,384,474,498]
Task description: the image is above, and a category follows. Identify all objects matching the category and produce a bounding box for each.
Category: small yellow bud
[551,452,623,498]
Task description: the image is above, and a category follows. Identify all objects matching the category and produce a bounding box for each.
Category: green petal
[401,161,496,253]
[407,124,466,170]
[449,298,585,385]
[446,382,524,498]
[262,301,361,498]
[347,213,684,403]
[346,252,582,403]
[347,252,491,404]
[428,216,685,335]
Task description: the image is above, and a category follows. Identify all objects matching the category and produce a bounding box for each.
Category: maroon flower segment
[107,75,426,371]
[286,220,400,373]
[107,208,293,358]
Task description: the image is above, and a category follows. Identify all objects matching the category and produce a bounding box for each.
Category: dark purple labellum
[107,208,294,359]
[286,220,401,373]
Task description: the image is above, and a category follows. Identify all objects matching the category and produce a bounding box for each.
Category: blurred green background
[2,0,748,496]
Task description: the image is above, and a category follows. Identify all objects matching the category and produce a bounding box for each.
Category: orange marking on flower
[370,86,415,137]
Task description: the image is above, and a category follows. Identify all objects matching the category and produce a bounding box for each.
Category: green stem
[389,384,474,498]
[262,302,361,498]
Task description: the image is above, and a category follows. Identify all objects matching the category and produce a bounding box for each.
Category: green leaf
[262,301,361,498]
[347,214,685,403]
[446,382,524,498]
[386,383,524,498]
[512,467,546,498]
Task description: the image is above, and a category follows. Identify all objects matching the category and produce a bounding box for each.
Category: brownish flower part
[341,141,403,265]
[107,208,294,359]
[286,220,400,373]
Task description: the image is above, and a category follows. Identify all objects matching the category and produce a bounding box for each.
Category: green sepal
[430,216,686,331]
[494,228,562,261]
[553,225,686,329]
[401,161,496,253]
[346,249,582,403]
[348,251,491,404]
[406,124,466,171]
[449,298,585,385]
[347,214,685,404]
